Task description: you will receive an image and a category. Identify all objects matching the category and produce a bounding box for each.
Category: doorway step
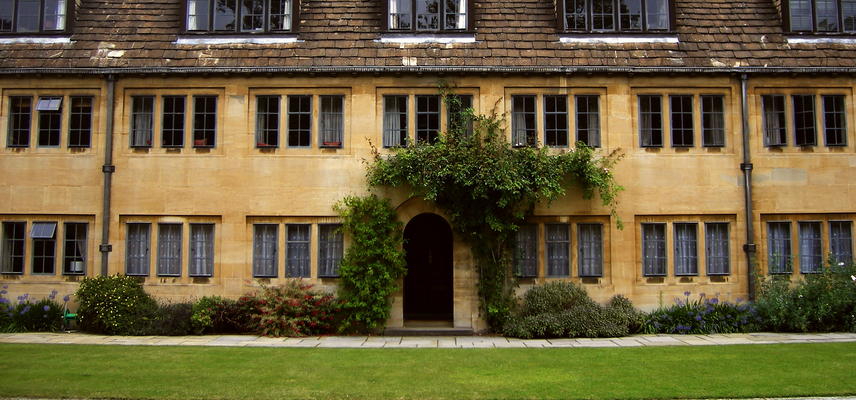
[384,320,474,336]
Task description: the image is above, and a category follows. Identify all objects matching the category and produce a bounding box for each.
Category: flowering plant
[0,286,64,332]
[643,292,760,334]
[241,281,343,337]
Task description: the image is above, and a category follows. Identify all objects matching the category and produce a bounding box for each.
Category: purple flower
[736,297,744,303]
[709,298,719,305]
[695,315,702,321]
[20,305,31,315]
[1,285,7,289]
[683,291,691,297]
[0,290,6,295]
[0,298,8,304]
[49,290,58,300]
[42,305,50,312]
[63,295,70,303]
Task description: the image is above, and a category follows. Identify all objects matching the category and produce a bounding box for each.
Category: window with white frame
[561,0,670,32]
[767,222,792,274]
[387,0,468,31]
[786,0,856,32]
[30,221,56,275]
[157,223,182,277]
[189,223,214,277]
[514,224,538,277]
[286,224,310,277]
[318,224,343,277]
[577,223,603,277]
[798,221,823,273]
[546,224,570,277]
[1,222,25,274]
[705,222,729,275]
[253,224,278,278]
[186,0,295,33]
[126,223,151,276]
[62,222,87,275]
[512,95,537,147]
[0,0,68,33]
[673,223,698,275]
[830,221,853,264]
[642,223,666,276]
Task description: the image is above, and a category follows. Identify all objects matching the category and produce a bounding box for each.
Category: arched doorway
[403,213,454,321]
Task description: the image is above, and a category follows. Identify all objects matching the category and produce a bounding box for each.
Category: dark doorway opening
[403,213,453,321]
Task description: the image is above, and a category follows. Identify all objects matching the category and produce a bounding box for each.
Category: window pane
[799,221,822,273]
[37,96,62,147]
[674,223,698,275]
[157,224,182,276]
[845,0,856,31]
[591,0,615,30]
[416,95,440,144]
[444,0,467,29]
[253,224,278,277]
[823,95,847,146]
[126,223,150,276]
[190,224,214,277]
[43,0,66,30]
[8,97,31,148]
[32,222,56,275]
[645,0,669,30]
[286,224,310,278]
[446,94,473,136]
[214,0,237,31]
[705,222,730,275]
[642,223,666,276]
[287,95,311,147]
[793,95,816,146]
[131,96,154,148]
[701,95,725,147]
[319,95,344,146]
[619,0,642,31]
[389,0,412,30]
[0,0,12,32]
[63,222,87,275]
[546,224,570,277]
[639,95,662,147]
[162,96,186,148]
[544,95,568,147]
[815,0,839,31]
[514,224,538,277]
[383,95,408,147]
[578,223,603,277]
[1,222,26,274]
[768,222,792,274]
[576,95,600,147]
[512,95,536,147]
[256,95,280,148]
[762,95,787,146]
[16,0,40,32]
[416,0,440,30]
[241,0,264,31]
[193,96,217,147]
[269,0,292,30]
[790,0,813,31]
[318,224,343,277]
[69,96,93,148]
[670,95,694,147]
[565,0,587,30]
[187,0,210,30]
[830,221,853,265]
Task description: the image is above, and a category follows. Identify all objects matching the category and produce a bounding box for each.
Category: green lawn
[1,342,854,399]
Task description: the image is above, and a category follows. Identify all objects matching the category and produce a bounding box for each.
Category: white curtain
[190,225,212,276]
[799,223,821,273]
[383,97,404,147]
[578,224,602,277]
[705,223,729,275]
[320,97,343,144]
[674,224,697,275]
[286,225,310,277]
[546,224,569,277]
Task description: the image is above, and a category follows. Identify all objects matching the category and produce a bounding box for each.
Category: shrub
[334,195,407,333]
[0,288,64,333]
[75,275,159,335]
[191,296,248,334]
[151,302,194,336]
[502,282,642,339]
[643,292,759,334]
[241,281,342,337]
[754,261,856,332]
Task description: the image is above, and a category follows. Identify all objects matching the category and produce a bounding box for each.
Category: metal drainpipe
[99,75,116,275]
[740,74,757,300]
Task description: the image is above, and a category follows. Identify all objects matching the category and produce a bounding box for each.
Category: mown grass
[1,342,854,399]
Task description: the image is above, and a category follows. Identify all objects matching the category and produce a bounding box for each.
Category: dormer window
[559,0,672,32]
[386,0,470,32]
[0,0,69,33]
[785,0,856,33]
[186,0,298,33]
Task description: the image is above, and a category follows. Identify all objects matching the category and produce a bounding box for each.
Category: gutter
[99,74,116,275]
[1,66,856,76]
[739,74,757,300]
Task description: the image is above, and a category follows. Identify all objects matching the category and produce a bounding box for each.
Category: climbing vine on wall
[366,87,624,330]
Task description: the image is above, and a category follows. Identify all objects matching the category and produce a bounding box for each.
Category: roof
[0,0,854,74]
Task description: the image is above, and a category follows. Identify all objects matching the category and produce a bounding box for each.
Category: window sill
[0,36,71,44]
[175,35,300,45]
[377,33,476,44]
[559,34,678,44]
[787,36,856,44]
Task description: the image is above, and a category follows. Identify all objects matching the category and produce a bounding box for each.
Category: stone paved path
[1,331,855,348]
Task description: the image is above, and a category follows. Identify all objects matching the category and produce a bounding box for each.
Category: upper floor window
[761,92,848,148]
[561,0,671,32]
[0,0,69,33]
[786,0,856,33]
[6,94,93,149]
[386,0,469,32]
[186,0,297,33]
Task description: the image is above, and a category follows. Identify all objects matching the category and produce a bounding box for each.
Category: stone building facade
[1,0,854,330]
